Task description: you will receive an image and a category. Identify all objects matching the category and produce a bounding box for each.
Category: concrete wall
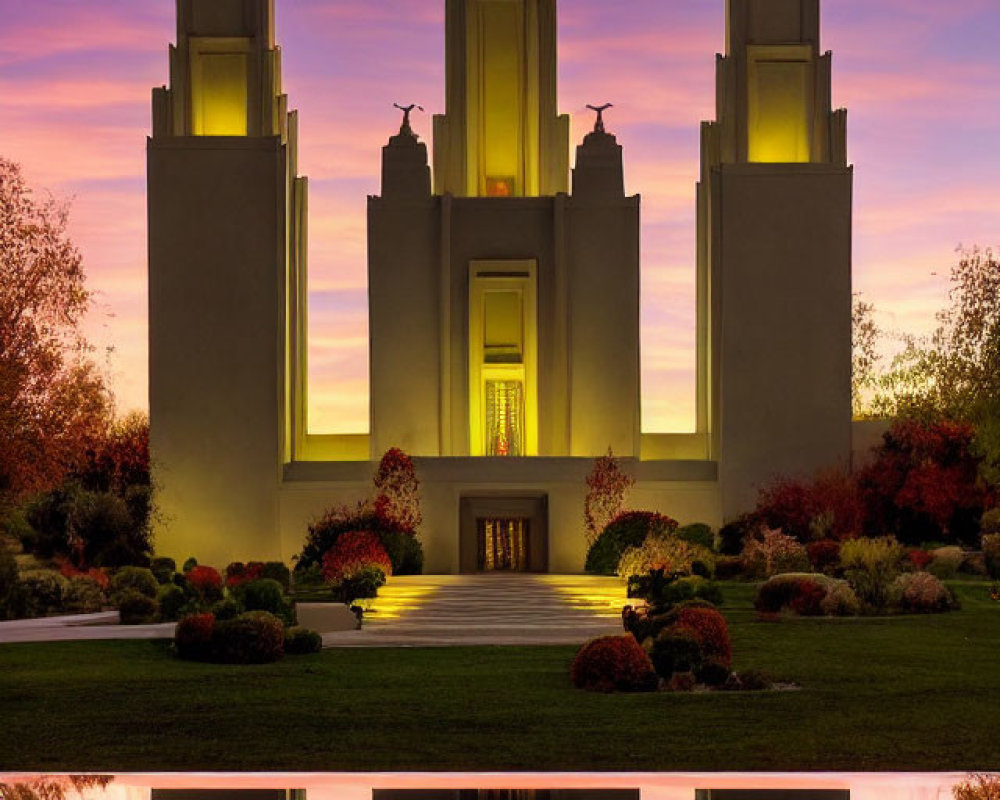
[148,137,287,566]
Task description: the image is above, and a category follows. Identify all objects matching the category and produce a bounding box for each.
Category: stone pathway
[0,574,632,647]
[321,573,631,647]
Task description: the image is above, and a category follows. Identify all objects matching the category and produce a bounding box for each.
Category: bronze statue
[394,103,424,136]
[586,103,613,134]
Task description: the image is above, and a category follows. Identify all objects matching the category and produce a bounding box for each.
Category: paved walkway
[0,574,632,647]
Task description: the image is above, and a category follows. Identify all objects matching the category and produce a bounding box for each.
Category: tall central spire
[432,0,570,197]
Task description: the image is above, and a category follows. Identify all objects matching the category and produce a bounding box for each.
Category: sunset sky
[1,0,998,432]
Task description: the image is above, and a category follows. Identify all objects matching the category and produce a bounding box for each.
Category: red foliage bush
[187,565,223,596]
[670,606,732,668]
[225,561,264,588]
[75,412,150,494]
[174,612,216,660]
[755,575,827,617]
[571,634,658,693]
[321,531,393,584]
[858,419,986,545]
[908,549,934,571]
[755,470,864,542]
[807,540,841,572]
[59,561,110,590]
[373,448,422,533]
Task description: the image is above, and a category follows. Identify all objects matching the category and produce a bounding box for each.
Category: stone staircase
[323,573,633,647]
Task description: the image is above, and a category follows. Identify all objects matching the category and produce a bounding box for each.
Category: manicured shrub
[840,536,904,610]
[927,546,964,580]
[820,581,861,617]
[892,572,955,614]
[213,610,286,664]
[157,584,188,621]
[260,561,291,590]
[341,564,387,601]
[571,634,658,693]
[377,529,425,575]
[211,597,244,621]
[585,511,679,576]
[983,533,1000,580]
[373,447,422,533]
[717,513,759,555]
[714,555,744,580]
[755,470,864,542]
[696,659,732,688]
[741,528,810,579]
[322,531,393,585]
[186,565,224,604]
[677,523,715,551]
[62,576,104,614]
[174,612,216,661]
[150,557,176,584]
[182,557,198,573]
[618,532,713,583]
[225,561,264,587]
[648,627,704,679]
[755,574,828,617]
[20,572,69,616]
[241,578,294,625]
[284,626,323,655]
[654,575,724,609]
[908,549,935,571]
[981,508,1000,535]
[671,605,732,667]
[110,566,158,601]
[297,499,415,574]
[807,539,841,573]
[116,588,159,624]
[0,543,21,620]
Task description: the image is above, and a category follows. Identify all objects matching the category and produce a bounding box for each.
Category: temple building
[148,0,853,571]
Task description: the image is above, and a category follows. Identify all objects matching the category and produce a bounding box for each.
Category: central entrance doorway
[477,518,530,571]
[459,494,548,573]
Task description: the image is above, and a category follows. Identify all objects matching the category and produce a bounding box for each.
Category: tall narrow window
[190,40,250,136]
[468,262,537,456]
[747,46,813,163]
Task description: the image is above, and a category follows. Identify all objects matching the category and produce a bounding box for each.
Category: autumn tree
[954,774,1000,800]
[584,448,634,545]
[0,157,110,501]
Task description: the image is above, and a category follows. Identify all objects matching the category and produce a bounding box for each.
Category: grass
[0,581,997,772]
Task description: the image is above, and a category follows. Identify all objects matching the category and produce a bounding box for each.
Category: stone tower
[696,0,853,518]
[148,0,308,562]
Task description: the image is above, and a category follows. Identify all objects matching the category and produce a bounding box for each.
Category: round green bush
[116,589,159,625]
[157,584,188,621]
[211,597,244,621]
[62,576,104,614]
[110,566,158,601]
[648,628,703,680]
[284,626,323,655]
[339,565,387,602]
[677,523,715,551]
[259,562,291,590]
[658,575,724,608]
[182,557,198,573]
[20,572,69,617]
[242,578,285,613]
[378,530,424,575]
[150,557,177,585]
[696,658,732,687]
[585,511,678,575]
[213,611,286,664]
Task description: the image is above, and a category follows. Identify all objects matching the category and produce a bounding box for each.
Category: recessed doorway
[460,494,548,573]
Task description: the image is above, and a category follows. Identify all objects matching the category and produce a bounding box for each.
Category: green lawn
[1,581,997,772]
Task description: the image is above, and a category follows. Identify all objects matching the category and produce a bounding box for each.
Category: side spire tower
[696,0,853,518]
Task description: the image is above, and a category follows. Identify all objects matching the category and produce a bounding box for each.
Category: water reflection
[0,774,974,800]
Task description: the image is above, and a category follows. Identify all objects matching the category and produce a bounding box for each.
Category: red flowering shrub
[807,540,841,573]
[755,470,864,542]
[858,419,986,545]
[755,574,832,617]
[186,565,224,603]
[670,606,732,667]
[584,449,635,546]
[174,612,216,661]
[321,531,393,585]
[908,549,935,571]
[571,634,658,693]
[59,562,109,590]
[742,528,810,579]
[225,561,264,588]
[373,448,422,533]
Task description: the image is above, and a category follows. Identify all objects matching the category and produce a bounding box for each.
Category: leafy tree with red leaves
[0,158,110,501]
[755,469,864,543]
[373,447,421,533]
[584,448,634,546]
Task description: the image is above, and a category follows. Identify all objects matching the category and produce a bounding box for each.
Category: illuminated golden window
[747,46,813,163]
[190,40,250,136]
[478,518,529,571]
[483,290,523,363]
[485,380,524,456]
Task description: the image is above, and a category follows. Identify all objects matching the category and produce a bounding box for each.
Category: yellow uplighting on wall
[190,38,251,136]
[747,46,813,164]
